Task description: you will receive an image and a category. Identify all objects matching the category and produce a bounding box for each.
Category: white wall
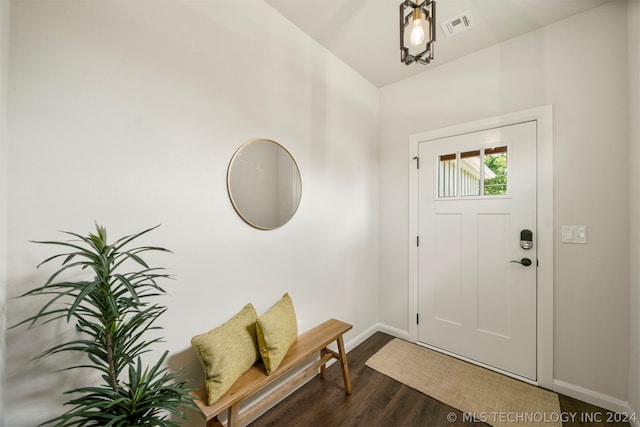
[4,1,379,425]
[628,0,640,420]
[0,0,10,423]
[379,0,630,407]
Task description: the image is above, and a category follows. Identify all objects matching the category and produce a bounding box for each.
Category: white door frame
[408,105,553,389]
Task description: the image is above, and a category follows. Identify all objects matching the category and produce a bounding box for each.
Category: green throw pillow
[191,303,260,405]
[256,293,298,375]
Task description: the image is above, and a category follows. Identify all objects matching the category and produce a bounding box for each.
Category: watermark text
[445,411,637,424]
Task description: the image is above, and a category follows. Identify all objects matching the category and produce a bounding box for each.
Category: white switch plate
[561,225,587,244]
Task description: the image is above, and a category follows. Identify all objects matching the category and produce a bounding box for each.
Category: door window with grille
[437,146,508,199]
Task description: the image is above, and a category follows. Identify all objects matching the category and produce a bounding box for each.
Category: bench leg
[320,348,328,379]
[336,335,352,394]
[227,404,240,427]
[206,416,225,427]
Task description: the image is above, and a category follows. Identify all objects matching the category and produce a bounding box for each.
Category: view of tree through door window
[437,146,508,198]
[484,146,508,195]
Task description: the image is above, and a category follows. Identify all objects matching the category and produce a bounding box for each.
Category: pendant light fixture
[400,0,436,65]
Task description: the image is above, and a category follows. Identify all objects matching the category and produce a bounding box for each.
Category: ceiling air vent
[440,11,473,38]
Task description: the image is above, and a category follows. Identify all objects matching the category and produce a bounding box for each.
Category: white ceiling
[265,0,612,88]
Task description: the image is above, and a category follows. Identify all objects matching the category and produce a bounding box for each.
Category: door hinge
[416,236,420,247]
[416,313,419,324]
[413,156,420,169]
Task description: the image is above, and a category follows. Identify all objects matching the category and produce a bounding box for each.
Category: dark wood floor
[250,332,630,427]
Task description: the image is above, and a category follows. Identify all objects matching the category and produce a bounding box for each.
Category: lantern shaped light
[400,0,436,65]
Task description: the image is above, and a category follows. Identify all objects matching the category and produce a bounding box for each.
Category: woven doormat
[365,338,561,427]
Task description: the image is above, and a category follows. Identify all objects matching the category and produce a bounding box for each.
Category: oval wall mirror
[227,139,302,230]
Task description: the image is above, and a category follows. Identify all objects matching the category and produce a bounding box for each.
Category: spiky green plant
[13,224,194,426]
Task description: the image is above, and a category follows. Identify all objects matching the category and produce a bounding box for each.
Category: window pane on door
[438,154,457,197]
[484,146,508,195]
[460,150,481,197]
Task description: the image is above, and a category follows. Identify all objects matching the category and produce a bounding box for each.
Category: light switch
[561,225,587,244]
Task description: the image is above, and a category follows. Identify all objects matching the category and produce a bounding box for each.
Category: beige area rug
[365,339,561,427]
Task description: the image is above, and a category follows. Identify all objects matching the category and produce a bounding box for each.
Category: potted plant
[13,224,194,426]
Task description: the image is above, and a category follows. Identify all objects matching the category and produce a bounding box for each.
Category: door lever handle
[510,258,532,266]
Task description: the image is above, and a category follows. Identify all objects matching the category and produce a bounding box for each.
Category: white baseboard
[343,322,381,351]
[374,322,410,341]
[553,379,637,422]
[342,322,409,353]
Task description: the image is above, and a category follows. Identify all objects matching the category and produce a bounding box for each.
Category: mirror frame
[226,138,302,230]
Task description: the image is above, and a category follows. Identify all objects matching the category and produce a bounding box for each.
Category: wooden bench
[190,318,353,427]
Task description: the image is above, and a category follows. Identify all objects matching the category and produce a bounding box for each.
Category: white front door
[417,121,537,380]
